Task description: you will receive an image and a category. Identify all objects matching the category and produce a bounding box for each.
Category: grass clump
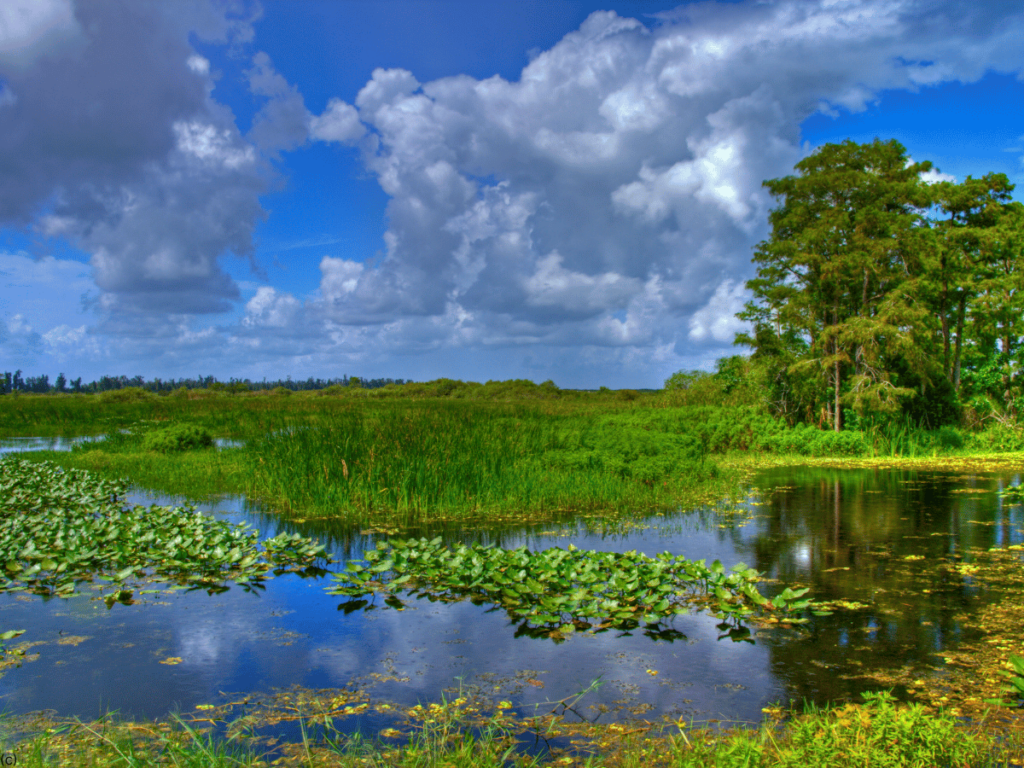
[139,423,214,453]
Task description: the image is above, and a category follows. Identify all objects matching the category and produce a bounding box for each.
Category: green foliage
[765,424,869,457]
[739,139,1023,431]
[0,458,330,599]
[96,386,154,403]
[984,654,1024,707]
[329,536,816,638]
[542,412,709,484]
[140,424,214,453]
[759,690,987,768]
[966,423,1024,453]
[244,402,724,523]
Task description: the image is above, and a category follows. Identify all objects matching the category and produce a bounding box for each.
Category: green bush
[96,387,154,403]
[967,423,1024,452]
[807,429,868,457]
[543,414,710,484]
[928,425,965,451]
[140,424,215,453]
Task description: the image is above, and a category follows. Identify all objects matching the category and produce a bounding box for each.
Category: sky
[0,0,1022,389]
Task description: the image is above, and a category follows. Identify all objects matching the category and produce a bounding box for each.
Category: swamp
[3,138,1024,764]
[0,385,1023,767]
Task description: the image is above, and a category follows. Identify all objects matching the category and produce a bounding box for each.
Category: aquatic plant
[985,654,1024,708]
[328,537,819,639]
[244,403,717,523]
[0,457,330,600]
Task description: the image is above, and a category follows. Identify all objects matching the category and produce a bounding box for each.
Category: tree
[739,139,934,430]
[924,174,1015,392]
[964,201,1024,413]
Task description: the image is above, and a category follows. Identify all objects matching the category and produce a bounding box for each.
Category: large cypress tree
[738,139,934,430]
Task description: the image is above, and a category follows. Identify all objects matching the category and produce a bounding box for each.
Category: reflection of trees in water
[736,467,1021,707]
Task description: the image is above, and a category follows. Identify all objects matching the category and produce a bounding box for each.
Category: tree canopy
[737,138,1022,430]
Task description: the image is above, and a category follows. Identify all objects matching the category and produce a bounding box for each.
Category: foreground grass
[1,690,1020,767]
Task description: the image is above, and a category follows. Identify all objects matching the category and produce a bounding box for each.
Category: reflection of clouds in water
[177,619,226,667]
[794,543,812,569]
[310,594,774,719]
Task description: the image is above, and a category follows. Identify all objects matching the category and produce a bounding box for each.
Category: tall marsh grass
[245,402,714,523]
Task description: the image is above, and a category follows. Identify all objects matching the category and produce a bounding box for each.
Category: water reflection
[0,460,1021,733]
[0,436,240,455]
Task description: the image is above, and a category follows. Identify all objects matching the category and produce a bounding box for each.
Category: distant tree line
[0,371,407,395]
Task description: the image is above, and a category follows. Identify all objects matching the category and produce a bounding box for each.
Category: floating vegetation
[986,655,1024,708]
[328,536,822,640]
[998,484,1024,503]
[0,458,331,601]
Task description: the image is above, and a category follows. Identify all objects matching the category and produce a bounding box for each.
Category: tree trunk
[952,293,966,393]
[833,339,842,432]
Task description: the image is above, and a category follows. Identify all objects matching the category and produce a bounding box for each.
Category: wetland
[0,391,1023,765]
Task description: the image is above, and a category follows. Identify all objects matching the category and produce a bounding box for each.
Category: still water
[0,457,1021,731]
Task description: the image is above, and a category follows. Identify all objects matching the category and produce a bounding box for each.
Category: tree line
[0,372,408,395]
[736,138,1024,431]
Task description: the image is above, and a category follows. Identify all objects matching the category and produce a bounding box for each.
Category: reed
[244,401,715,524]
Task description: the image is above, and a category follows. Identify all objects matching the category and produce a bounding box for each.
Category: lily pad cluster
[0,457,331,598]
[328,537,818,636]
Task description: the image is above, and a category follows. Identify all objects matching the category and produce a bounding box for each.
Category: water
[0,452,1022,733]
[0,436,240,454]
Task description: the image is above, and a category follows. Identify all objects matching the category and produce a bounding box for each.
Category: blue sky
[1,0,1022,388]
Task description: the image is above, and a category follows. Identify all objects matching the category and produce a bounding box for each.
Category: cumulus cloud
[0,0,80,70]
[0,314,43,357]
[290,0,1024,383]
[0,0,278,322]
[3,0,1024,384]
[308,98,365,144]
[688,279,750,344]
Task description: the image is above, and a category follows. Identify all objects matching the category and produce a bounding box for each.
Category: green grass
[242,402,716,525]
[0,690,1020,767]
[10,399,735,527]
[22,448,248,501]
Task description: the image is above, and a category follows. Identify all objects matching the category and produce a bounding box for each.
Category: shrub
[141,424,215,453]
[96,387,153,403]
[967,423,1024,453]
[929,425,965,451]
[807,429,868,457]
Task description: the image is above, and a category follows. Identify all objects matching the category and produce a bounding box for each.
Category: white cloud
[0,0,79,69]
[919,168,957,184]
[243,286,301,328]
[688,279,750,344]
[294,0,1023,385]
[3,0,1024,385]
[173,121,255,170]
[309,98,365,144]
[186,54,210,76]
[523,252,641,315]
